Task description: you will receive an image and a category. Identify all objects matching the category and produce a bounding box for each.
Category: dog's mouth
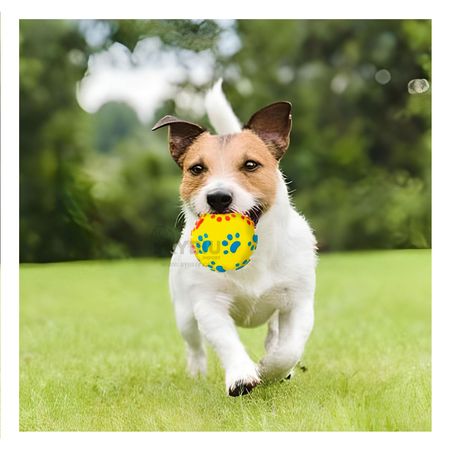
[245,205,264,226]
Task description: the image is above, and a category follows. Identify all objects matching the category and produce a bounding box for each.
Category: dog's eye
[243,160,260,172]
[189,164,205,176]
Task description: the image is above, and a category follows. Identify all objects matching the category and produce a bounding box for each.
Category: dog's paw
[228,378,260,396]
[258,349,302,383]
[258,362,290,383]
[226,364,261,397]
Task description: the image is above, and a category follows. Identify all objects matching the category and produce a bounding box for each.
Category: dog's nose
[207,190,233,213]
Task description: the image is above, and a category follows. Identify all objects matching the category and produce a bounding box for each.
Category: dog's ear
[152,115,206,167]
[244,102,292,160]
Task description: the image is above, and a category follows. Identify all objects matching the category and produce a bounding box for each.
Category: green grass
[20,250,431,431]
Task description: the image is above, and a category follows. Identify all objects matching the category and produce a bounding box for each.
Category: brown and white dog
[152,80,317,396]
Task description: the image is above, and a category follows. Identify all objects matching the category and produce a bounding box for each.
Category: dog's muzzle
[203,189,264,225]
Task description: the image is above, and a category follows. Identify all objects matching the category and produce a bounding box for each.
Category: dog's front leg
[194,294,261,396]
[259,297,314,382]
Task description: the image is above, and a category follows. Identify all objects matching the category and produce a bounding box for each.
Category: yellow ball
[191,213,258,272]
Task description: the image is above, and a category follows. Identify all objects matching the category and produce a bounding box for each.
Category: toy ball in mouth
[191,213,258,272]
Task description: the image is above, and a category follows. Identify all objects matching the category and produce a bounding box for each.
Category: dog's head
[152,102,292,224]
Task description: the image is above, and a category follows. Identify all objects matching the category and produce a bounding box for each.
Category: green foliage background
[20,19,431,262]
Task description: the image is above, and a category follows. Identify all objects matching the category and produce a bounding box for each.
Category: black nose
[207,190,233,213]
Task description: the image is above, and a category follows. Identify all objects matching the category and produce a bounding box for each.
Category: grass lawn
[20,250,431,431]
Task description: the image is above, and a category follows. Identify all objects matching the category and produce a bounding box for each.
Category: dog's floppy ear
[244,102,292,160]
[152,115,206,167]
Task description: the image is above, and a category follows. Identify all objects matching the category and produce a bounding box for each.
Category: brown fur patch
[180,130,279,210]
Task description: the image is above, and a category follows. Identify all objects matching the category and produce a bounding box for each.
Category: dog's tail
[205,79,242,135]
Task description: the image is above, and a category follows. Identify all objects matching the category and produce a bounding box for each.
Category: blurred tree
[85,121,181,258]
[108,19,221,52]
[93,102,141,153]
[20,20,103,262]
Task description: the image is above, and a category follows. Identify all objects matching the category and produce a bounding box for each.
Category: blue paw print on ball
[196,233,211,254]
[235,259,250,270]
[206,261,227,273]
[221,233,241,255]
[247,234,258,251]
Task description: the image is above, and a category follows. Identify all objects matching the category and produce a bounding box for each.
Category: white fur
[169,85,317,395]
[205,79,242,134]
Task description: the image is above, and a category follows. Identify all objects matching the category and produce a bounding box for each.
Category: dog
[152,80,317,396]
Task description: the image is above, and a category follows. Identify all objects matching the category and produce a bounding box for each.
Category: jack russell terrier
[152,80,317,396]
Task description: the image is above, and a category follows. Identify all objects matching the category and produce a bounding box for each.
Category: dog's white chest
[220,251,292,328]
[229,287,286,328]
